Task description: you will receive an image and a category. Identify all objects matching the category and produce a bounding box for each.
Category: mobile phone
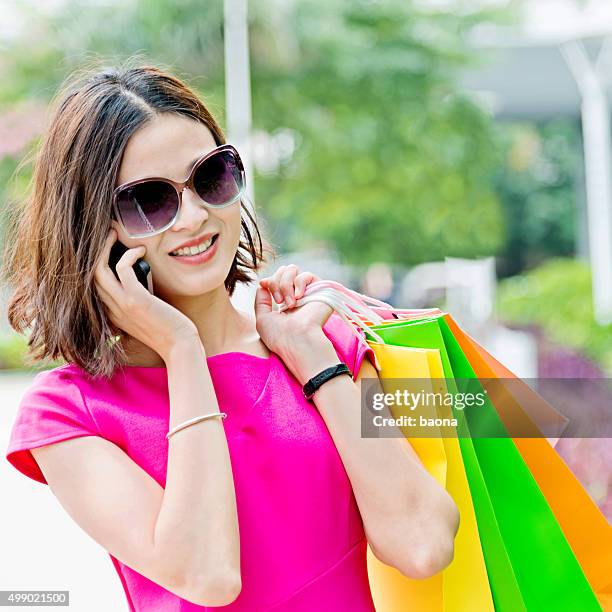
[109,240,151,291]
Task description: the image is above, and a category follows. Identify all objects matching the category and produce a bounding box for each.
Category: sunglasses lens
[115,181,179,236]
[194,149,244,205]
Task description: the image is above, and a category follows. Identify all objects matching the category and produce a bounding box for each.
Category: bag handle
[279,279,442,370]
[279,283,386,368]
[298,280,441,320]
[286,287,386,344]
[299,279,395,309]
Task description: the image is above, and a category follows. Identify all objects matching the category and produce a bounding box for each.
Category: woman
[3,62,458,611]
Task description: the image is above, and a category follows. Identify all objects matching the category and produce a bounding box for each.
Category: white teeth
[171,236,215,257]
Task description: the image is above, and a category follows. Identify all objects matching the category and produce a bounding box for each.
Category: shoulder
[6,364,100,485]
[20,363,88,402]
[20,363,102,411]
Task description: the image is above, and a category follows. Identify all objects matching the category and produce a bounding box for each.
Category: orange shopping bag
[445,315,612,611]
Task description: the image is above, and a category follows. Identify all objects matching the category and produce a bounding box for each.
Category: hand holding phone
[95,230,199,361]
[109,240,151,292]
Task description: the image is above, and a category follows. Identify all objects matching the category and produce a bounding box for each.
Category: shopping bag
[368,318,525,611]
[297,281,604,611]
[298,283,522,609]
[364,344,445,610]
[368,316,602,611]
[364,342,494,612]
[445,315,612,610]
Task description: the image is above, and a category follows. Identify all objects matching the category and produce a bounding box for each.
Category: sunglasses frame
[112,143,246,239]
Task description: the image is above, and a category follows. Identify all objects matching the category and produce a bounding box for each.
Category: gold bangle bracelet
[166,412,227,440]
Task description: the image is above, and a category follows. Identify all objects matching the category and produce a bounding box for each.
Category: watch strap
[303,363,351,400]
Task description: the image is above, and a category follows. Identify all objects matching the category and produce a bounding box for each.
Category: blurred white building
[460,0,612,324]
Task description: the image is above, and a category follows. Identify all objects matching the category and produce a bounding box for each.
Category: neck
[123,283,260,366]
[166,283,251,356]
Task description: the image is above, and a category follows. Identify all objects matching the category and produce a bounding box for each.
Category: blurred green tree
[0,0,226,107]
[250,0,511,265]
[498,258,612,373]
[493,119,582,277]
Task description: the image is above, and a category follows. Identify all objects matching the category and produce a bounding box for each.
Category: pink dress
[6,313,377,611]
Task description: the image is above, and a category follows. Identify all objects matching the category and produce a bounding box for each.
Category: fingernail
[274,291,282,303]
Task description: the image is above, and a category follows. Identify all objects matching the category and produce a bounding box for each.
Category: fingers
[94,228,148,311]
[260,264,299,306]
[115,244,148,295]
[258,274,279,303]
[95,281,117,314]
[254,285,273,319]
[259,271,284,305]
[94,228,123,301]
[294,271,319,299]
[278,264,299,306]
[259,265,321,308]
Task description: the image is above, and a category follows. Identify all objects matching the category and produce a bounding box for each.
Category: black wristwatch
[302,363,352,400]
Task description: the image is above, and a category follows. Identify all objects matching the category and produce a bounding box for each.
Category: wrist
[162,334,206,366]
[281,329,343,386]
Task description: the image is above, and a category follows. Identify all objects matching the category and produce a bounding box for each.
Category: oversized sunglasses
[112,144,246,238]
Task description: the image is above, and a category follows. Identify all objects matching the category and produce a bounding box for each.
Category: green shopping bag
[367,316,601,612]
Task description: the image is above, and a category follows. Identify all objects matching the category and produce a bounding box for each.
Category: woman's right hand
[94,228,200,361]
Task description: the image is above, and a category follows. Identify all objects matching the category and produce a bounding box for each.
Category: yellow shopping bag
[364,342,494,612]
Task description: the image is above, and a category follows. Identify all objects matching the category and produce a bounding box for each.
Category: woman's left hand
[255,264,335,365]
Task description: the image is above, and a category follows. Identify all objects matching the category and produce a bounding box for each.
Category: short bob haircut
[3,59,272,380]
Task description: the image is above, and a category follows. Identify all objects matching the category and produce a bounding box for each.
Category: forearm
[153,338,240,599]
[287,331,459,578]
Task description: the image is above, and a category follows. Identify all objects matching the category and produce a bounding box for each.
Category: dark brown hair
[2,58,273,379]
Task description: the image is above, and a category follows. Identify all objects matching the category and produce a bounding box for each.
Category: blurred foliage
[0,154,20,225]
[0,0,599,374]
[0,333,30,370]
[0,0,226,108]
[497,258,612,373]
[0,154,28,195]
[493,120,582,277]
[250,0,512,265]
[0,0,519,269]
[0,331,62,371]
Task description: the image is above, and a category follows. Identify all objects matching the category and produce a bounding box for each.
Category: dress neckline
[119,350,273,370]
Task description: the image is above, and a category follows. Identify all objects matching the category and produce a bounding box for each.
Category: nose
[170,186,209,233]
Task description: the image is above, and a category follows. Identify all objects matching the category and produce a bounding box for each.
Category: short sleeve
[322,313,378,381]
[5,366,99,485]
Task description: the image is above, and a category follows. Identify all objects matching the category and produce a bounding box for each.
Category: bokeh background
[1,0,610,608]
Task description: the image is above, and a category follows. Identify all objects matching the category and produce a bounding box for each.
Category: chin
[162,272,230,298]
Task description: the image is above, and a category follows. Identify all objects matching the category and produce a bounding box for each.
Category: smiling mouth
[169,234,219,257]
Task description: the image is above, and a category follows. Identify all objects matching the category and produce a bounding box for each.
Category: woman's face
[111,113,242,301]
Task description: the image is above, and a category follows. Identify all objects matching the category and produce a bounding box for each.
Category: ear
[110,219,123,236]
